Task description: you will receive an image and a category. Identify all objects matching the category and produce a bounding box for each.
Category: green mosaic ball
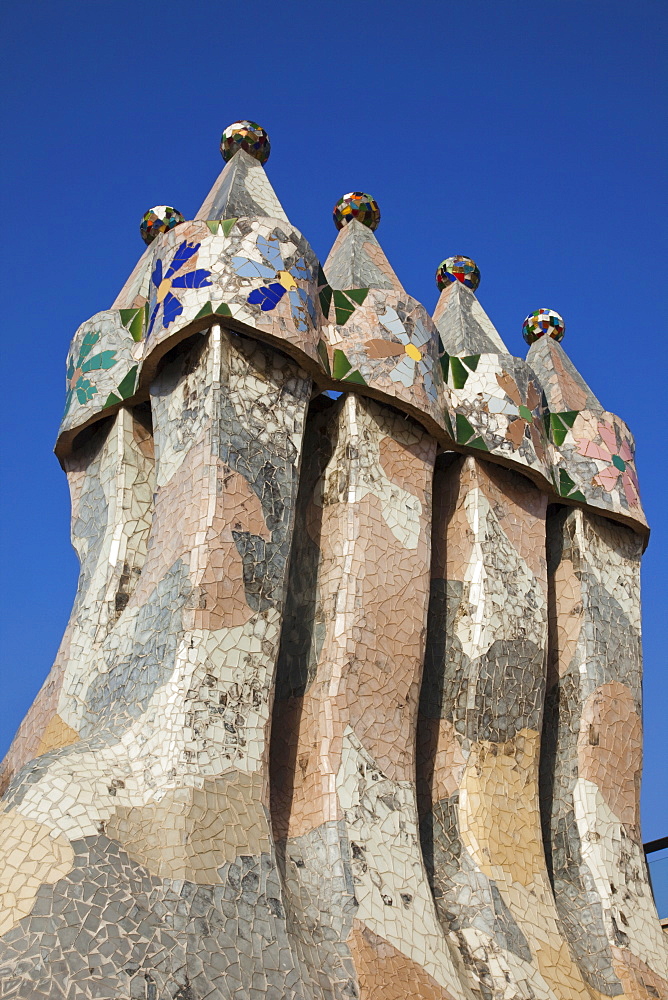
[435,256,480,292]
[522,308,565,345]
[140,206,186,246]
[333,192,381,231]
[220,121,271,164]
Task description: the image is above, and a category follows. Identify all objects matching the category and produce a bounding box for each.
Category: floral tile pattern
[234,232,317,332]
[366,306,434,390]
[60,311,141,434]
[147,240,213,338]
[495,370,547,461]
[323,288,446,423]
[443,354,552,478]
[577,419,640,508]
[64,331,118,415]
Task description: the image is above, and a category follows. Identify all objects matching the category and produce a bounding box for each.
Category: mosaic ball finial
[522,308,565,345]
[220,121,270,164]
[140,206,186,245]
[333,192,380,231]
[435,256,480,292]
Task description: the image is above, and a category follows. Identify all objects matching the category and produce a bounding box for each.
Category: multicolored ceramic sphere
[522,308,566,345]
[332,192,381,231]
[435,255,480,292]
[139,206,186,246]
[220,121,270,164]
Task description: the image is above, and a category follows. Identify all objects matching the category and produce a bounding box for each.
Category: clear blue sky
[0,2,666,845]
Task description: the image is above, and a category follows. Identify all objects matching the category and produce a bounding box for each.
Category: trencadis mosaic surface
[1,119,665,1000]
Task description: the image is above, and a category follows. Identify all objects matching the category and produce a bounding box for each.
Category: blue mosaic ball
[435,256,480,292]
[140,206,185,246]
[522,308,565,345]
[220,121,271,164]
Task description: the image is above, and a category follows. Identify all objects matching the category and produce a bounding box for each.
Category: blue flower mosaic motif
[232,234,316,332]
[147,241,212,338]
[64,331,118,415]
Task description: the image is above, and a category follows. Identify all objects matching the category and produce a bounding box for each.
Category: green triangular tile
[550,414,567,446]
[103,392,122,409]
[462,354,480,372]
[319,286,333,319]
[559,410,579,428]
[333,290,355,326]
[116,365,138,400]
[343,369,366,385]
[129,311,144,342]
[344,288,369,305]
[119,307,144,342]
[206,221,220,236]
[220,217,238,237]
[455,413,476,444]
[195,302,214,320]
[559,468,576,495]
[335,305,355,325]
[468,436,489,451]
[119,308,137,327]
[214,302,232,316]
[332,349,353,379]
[450,357,470,390]
[439,351,450,381]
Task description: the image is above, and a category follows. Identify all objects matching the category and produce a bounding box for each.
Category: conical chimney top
[324,217,403,292]
[527,333,603,414]
[433,278,508,355]
[195,148,289,224]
